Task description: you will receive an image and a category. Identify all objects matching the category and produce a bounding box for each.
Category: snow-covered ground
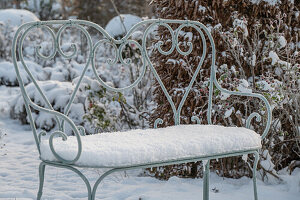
[0,85,299,199]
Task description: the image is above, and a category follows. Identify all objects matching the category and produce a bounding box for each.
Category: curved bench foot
[40,162,92,200]
[253,151,259,200]
[37,162,46,200]
[92,168,119,200]
[64,165,92,200]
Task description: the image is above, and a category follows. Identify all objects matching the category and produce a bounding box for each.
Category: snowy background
[0,0,299,199]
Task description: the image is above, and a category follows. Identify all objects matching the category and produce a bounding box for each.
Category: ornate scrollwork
[48,130,81,164]
[93,39,118,65]
[91,34,146,92]
[155,22,176,55]
[144,20,208,125]
[246,112,262,129]
[38,131,47,143]
[154,118,164,129]
[175,23,194,56]
[56,23,78,59]
[35,25,57,60]
[191,116,201,124]
[77,126,86,136]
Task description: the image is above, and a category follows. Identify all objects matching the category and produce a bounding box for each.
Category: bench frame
[12,19,272,200]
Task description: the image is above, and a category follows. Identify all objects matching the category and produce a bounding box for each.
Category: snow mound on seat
[40,124,262,167]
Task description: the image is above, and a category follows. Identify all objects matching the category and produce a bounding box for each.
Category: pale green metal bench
[12,19,272,200]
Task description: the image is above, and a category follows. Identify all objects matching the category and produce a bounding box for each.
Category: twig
[109,0,128,35]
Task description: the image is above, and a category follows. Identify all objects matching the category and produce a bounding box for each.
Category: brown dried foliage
[149,0,300,179]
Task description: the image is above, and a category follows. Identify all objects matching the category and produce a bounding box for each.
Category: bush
[149,0,299,180]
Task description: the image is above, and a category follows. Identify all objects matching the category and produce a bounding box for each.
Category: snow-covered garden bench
[12,19,272,200]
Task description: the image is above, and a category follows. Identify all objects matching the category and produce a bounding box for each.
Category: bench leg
[203,160,210,200]
[253,151,259,200]
[37,162,46,200]
[92,168,118,200]
[38,162,92,200]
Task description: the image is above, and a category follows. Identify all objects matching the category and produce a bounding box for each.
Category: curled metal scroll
[246,112,262,129]
[34,25,57,60]
[56,23,79,59]
[155,22,176,55]
[77,126,86,136]
[49,130,81,164]
[175,23,194,56]
[191,116,201,124]
[91,37,147,92]
[38,131,47,143]
[154,118,164,129]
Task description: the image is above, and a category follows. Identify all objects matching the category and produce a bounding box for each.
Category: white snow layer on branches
[278,36,287,49]
[237,79,252,93]
[0,61,47,86]
[268,51,291,69]
[233,19,248,37]
[105,14,142,38]
[0,9,39,27]
[249,0,281,5]
[12,80,74,113]
[11,80,76,130]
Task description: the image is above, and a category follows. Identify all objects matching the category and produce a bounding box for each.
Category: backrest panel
[12,19,216,155]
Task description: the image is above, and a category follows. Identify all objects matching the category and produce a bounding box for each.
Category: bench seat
[40,125,261,168]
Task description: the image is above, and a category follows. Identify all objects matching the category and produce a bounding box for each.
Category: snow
[233,19,248,37]
[269,51,280,65]
[249,0,281,5]
[224,108,234,118]
[220,92,231,100]
[237,79,252,93]
[12,80,73,112]
[0,9,39,27]
[0,86,299,199]
[198,5,206,12]
[251,54,256,67]
[268,51,291,69]
[260,150,275,171]
[105,14,142,38]
[40,125,261,167]
[10,80,75,130]
[242,154,248,162]
[256,80,275,91]
[278,36,287,49]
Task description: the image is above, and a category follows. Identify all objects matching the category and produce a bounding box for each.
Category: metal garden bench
[12,19,272,200]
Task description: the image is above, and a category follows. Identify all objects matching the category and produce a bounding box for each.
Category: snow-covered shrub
[9,75,121,135]
[69,0,152,27]
[150,0,299,180]
[0,9,40,62]
[11,80,75,128]
[105,14,142,39]
[0,61,47,86]
[9,54,138,134]
[0,9,40,27]
[83,85,124,133]
[219,11,299,181]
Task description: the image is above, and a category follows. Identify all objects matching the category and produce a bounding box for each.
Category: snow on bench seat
[40,125,261,167]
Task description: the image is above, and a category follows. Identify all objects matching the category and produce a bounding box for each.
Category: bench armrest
[27,97,83,165]
[213,80,272,140]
